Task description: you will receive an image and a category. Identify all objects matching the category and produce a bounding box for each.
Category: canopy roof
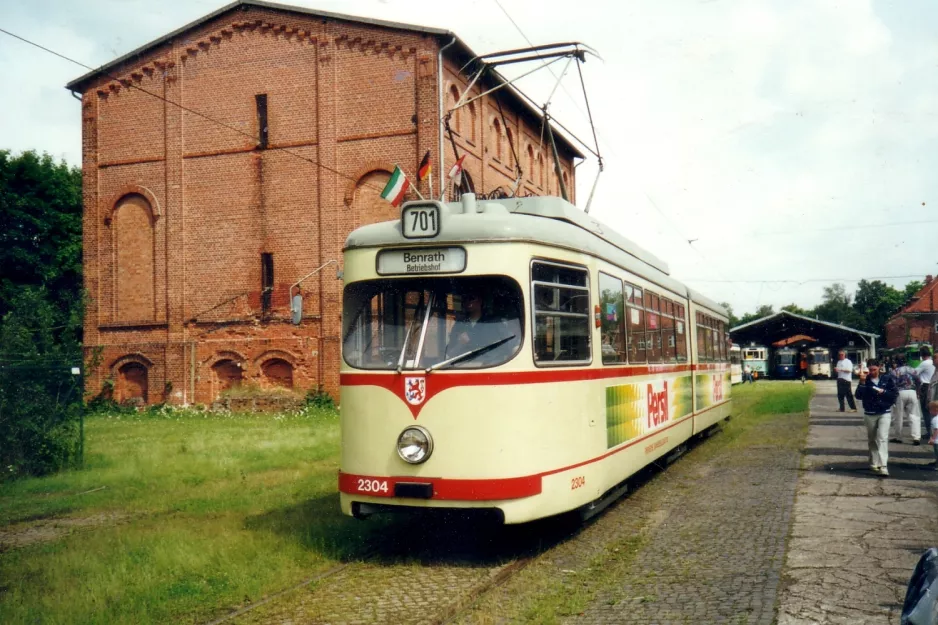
[730,311,877,351]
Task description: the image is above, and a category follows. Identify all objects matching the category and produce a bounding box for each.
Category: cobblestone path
[455,397,809,624]
[566,414,803,624]
[776,381,938,624]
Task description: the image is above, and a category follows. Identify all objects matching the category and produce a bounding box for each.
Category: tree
[738,304,775,326]
[719,301,739,329]
[852,279,904,338]
[0,150,82,339]
[0,151,84,480]
[902,280,924,302]
[814,283,865,328]
[781,303,811,316]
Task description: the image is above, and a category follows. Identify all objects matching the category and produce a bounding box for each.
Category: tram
[730,343,742,385]
[741,344,769,379]
[807,347,831,378]
[902,342,932,368]
[339,195,732,524]
[773,347,798,379]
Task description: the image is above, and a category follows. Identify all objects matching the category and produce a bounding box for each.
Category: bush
[0,288,83,481]
[305,386,336,410]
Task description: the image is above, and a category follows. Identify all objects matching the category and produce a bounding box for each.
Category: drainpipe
[438,35,457,202]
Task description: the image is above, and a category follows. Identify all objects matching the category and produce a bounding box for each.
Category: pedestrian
[834,350,857,412]
[927,401,938,471]
[888,357,922,445]
[742,363,752,384]
[799,353,808,384]
[914,347,935,430]
[855,359,899,477]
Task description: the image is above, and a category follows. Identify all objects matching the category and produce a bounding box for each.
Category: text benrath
[376,247,467,275]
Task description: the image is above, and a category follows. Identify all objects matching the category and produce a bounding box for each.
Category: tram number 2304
[570,476,586,490]
[402,205,440,238]
[357,478,389,493]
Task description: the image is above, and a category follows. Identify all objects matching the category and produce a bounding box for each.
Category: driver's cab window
[531,260,591,365]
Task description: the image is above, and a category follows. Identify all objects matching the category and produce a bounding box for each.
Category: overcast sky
[2,0,936,316]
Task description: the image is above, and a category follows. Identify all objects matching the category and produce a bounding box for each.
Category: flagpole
[401,169,425,201]
[428,173,434,202]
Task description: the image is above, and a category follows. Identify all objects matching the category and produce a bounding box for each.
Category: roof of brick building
[65,0,584,158]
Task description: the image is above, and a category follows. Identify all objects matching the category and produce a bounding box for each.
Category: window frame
[598,271,627,365]
[530,258,592,367]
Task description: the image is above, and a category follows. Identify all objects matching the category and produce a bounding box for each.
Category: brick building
[885,275,938,349]
[67,0,581,405]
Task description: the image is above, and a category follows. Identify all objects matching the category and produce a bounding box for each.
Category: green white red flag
[380,166,408,207]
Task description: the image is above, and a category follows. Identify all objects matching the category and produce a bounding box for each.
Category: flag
[380,166,408,207]
[417,150,431,181]
[447,154,466,184]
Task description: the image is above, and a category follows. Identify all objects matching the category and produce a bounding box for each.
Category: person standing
[743,363,752,384]
[799,353,808,384]
[835,350,857,412]
[855,359,899,477]
[914,347,935,427]
[888,358,922,444]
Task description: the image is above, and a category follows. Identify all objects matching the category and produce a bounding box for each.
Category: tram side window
[532,261,591,364]
[646,292,662,363]
[718,321,727,361]
[661,298,676,362]
[598,272,626,364]
[696,313,707,361]
[675,303,687,362]
[625,283,646,362]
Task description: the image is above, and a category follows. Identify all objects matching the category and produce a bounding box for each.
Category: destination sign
[376,247,467,275]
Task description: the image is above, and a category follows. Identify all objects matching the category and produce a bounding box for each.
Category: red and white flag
[447,154,466,185]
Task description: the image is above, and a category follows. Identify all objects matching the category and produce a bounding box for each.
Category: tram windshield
[776,352,795,365]
[342,276,523,370]
[810,352,828,364]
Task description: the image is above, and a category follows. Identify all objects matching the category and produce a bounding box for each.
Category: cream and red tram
[339,195,732,524]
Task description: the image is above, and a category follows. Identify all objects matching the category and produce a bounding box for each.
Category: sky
[1,0,936,317]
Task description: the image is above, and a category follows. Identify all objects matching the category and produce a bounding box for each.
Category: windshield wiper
[425,335,516,373]
[396,296,422,373]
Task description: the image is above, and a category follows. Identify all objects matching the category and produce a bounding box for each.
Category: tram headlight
[397,426,433,464]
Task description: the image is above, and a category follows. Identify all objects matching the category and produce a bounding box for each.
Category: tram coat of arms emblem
[404,377,426,406]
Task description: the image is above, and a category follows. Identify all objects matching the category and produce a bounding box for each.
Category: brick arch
[253,349,298,366]
[109,354,153,404]
[110,353,154,371]
[104,185,161,225]
[344,162,396,206]
[203,350,248,368]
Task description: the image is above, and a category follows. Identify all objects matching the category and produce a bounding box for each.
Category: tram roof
[345,195,729,317]
[730,310,877,349]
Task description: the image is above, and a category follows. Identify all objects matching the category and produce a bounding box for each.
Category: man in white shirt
[835,351,857,412]
[914,346,935,432]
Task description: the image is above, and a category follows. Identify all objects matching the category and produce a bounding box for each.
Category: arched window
[537,152,545,189]
[261,358,293,389]
[116,361,148,403]
[351,169,395,224]
[113,194,154,321]
[562,170,570,197]
[505,127,515,169]
[212,359,243,397]
[526,145,535,181]
[492,118,502,161]
[467,101,477,143]
[448,85,461,135]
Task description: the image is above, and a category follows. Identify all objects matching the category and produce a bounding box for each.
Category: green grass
[0,405,387,625]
